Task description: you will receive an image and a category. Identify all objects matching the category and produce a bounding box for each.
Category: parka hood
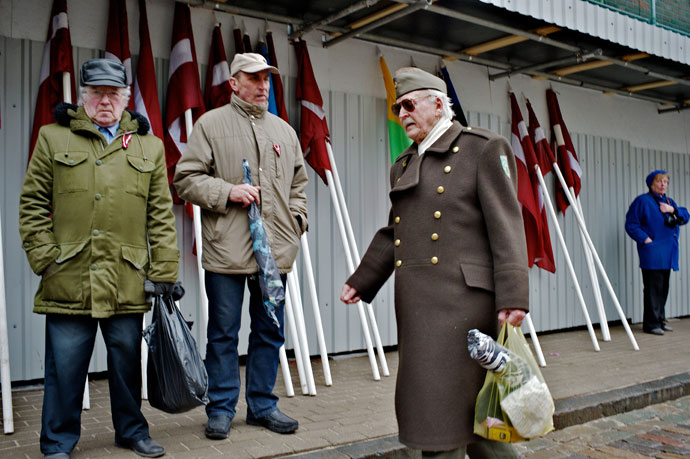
[54,102,151,135]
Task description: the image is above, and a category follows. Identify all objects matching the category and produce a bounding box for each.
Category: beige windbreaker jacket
[173,94,308,274]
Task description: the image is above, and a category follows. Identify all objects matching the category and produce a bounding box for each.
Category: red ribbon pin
[273,144,281,157]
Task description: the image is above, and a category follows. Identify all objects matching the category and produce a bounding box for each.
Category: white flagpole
[64,74,91,410]
[141,315,148,400]
[551,164,639,350]
[300,235,332,386]
[536,167,600,351]
[522,314,546,367]
[0,211,15,433]
[325,142,389,377]
[284,287,308,394]
[183,109,209,358]
[287,268,316,395]
[324,167,380,380]
[278,345,294,397]
[573,193,610,341]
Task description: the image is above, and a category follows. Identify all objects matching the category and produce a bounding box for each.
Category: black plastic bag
[143,295,208,413]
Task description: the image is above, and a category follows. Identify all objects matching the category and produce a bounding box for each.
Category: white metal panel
[480,0,690,66]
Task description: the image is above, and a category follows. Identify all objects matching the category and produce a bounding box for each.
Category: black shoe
[115,437,165,458]
[44,454,71,459]
[663,324,673,332]
[247,409,298,434]
[205,415,231,439]
[644,328,664,335]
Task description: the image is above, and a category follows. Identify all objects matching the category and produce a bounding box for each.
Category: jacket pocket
[54,151,89,193]
[118,245,149,305]
[460,262,495,292]
[125,155,156,198]
[41,240,89,303]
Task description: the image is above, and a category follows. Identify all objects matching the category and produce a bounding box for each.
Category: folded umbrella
[242,158,283,328]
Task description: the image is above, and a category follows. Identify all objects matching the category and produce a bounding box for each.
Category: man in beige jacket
[174,53,308,439]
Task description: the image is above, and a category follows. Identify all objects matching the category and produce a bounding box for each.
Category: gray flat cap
[393,67,446,99]
[80,59,127,88]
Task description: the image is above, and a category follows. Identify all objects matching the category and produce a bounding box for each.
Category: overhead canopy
[190,0,690,113]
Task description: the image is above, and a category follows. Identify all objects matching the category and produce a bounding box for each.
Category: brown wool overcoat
[347,121,529,451]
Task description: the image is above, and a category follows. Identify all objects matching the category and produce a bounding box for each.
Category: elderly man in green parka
[19,59,180,459]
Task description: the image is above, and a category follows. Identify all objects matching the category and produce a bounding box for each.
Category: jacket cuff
[148,248,180,282]
[23,233,60,275]
[493,265,530,311]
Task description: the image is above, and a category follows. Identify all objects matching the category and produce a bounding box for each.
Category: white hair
[427,89,454,121]
[78,85,132,106]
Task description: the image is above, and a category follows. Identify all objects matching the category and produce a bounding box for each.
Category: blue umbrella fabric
[243,158,283,328]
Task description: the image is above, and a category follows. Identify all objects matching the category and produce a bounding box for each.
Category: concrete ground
[1,317,689,458]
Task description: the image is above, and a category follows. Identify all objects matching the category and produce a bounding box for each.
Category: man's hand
[229,184,261,208]
[659,202,675,214]
[340,284,361,304]
[144,280,185,304]
[498,308,526,327]
[644,237,652,244]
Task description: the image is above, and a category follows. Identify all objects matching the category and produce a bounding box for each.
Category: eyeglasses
[391,95,432,117]
[86,88,125,101]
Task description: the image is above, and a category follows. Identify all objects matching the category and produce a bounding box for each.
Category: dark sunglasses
[391,95,430,117]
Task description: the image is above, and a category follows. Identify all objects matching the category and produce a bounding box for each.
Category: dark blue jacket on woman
[625,192,689,270]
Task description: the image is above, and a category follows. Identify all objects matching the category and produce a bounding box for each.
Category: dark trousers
[40,314,148,455]
[204,272,285,420]
[641,269,671,332]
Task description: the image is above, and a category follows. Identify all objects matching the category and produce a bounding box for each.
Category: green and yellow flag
[380,56,412,163]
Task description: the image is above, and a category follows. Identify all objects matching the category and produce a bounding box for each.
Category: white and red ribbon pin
[273,144,281,157]
[122,133,132,149]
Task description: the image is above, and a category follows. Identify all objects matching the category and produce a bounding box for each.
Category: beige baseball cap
[393,67,446,99]
[230,53,279,76]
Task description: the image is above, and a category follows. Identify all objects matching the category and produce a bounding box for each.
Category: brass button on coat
[434,211,441,219]
[90,264,98,271]
[437,186,445,194]
[95,193,102,200]
[452,146,459,153]
[95,159,103,166]
[396,260,402,267]
[92,229,100,236]
[395,239,401,247]
[431,257,439,264]
[444,166,452,173]
[431,233,439,241]
[395,216,401,223]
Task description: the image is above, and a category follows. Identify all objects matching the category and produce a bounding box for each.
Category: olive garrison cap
[80,59,127,88]
[230,53,279,76]
[393,67,447,99]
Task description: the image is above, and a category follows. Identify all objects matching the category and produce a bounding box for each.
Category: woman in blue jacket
[625,170,689,335]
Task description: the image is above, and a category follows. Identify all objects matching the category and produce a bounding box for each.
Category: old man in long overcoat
[341,67,529,458]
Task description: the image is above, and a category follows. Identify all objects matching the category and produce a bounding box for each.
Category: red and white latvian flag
[510,93,544,269]
[133,0,163,139]
[203,23,232,110]
[547,89,583,215]
[29,0,76,162]
[105,0,133,110]
[294,40,332,185]
[164,2,205,190]
[525,98,556,273]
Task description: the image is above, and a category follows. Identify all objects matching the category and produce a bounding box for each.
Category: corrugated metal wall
[2,35,689,382]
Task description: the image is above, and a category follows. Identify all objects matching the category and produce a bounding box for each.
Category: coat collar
[231,93,268,119]
[54,102,149,136]
[391,121,463,194]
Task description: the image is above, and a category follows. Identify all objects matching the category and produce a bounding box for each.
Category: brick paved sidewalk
[516,394,690,458]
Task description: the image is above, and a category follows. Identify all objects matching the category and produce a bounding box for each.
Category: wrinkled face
[230,70,271,107]
[651,174,669,195]
[82,85,129,127]
[396,90,441,144]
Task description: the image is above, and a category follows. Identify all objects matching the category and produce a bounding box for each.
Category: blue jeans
[204,272,285,420]
[40,314,148,455]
